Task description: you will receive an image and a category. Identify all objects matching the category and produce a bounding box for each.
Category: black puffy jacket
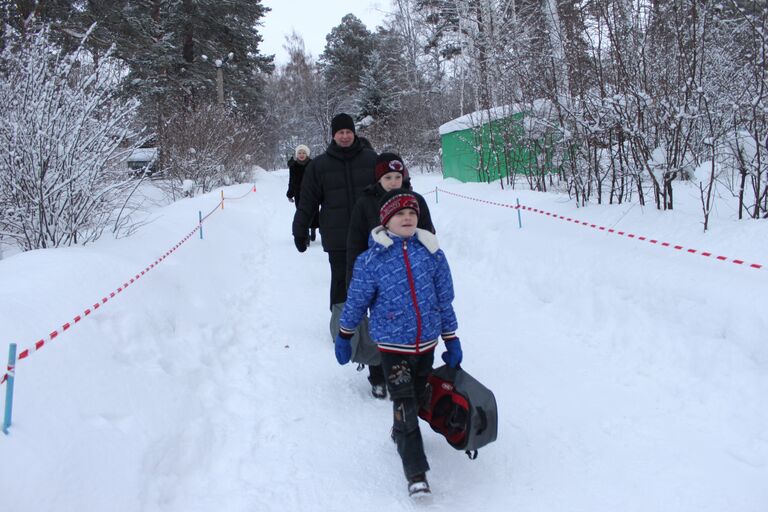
[345,180,435,284]
[286,156,311,203]
[292,138,377,251]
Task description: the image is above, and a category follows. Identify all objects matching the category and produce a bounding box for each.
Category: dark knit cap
[379,188,420,226]
[375,153,408,182]
[331,113,356,136]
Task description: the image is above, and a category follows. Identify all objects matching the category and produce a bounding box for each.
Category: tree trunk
[474,3,492,110]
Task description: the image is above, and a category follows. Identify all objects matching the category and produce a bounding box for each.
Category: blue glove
[441,338,463,368]
[335,333,352,365]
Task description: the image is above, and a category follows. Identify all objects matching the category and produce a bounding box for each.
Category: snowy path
[1,171,766,511]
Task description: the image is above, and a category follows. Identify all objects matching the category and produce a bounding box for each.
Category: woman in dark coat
[345,152,436,398]
[287,144,319,240]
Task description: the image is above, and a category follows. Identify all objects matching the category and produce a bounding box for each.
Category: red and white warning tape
[0,186,257,386]
[225,186,256,201]
[0,226,199,385]
[435,188,764,271]
[1,364,13,385]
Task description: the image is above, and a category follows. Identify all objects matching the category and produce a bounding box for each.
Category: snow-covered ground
[1,170,766,511]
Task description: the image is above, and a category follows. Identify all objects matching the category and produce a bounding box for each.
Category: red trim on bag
[419,374,469,448]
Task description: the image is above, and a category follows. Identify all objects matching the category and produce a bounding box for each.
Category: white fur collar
[370,226,440,254]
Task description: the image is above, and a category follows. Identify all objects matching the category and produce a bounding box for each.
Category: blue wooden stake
[3,343,17,435]
[435,187,439,204]
[199,211,203,240]
[516,198,523,229]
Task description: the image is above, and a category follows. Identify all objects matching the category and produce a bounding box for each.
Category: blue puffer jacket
[340,227,458,354]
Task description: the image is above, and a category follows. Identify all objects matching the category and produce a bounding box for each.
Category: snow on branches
[0,24,145,251]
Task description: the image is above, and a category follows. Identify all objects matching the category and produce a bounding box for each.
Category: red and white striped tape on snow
[435,188,764,271]
[0,227,199,385]
[0,186,256,386]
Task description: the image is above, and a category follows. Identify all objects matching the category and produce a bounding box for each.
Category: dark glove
[294,235,308,253]
[335,332,352,365]
[441,338,462,368]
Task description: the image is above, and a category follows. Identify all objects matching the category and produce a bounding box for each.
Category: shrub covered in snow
[0,23,146,250]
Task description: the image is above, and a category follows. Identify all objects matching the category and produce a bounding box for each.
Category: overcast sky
[259,0,387,65]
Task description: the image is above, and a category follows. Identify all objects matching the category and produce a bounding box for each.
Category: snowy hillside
[1,170,766,512]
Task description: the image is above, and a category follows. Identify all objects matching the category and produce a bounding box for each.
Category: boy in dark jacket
[334,189,463,497]
[345,153,436,399]
[346,153,435,284]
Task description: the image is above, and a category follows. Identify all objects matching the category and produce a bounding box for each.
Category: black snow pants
[380,350,435,479]
[328,250,347,308]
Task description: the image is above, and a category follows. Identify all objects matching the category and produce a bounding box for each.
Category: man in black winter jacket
[292,113,377,309]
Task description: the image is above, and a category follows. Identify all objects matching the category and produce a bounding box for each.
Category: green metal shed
[439,100,559,183]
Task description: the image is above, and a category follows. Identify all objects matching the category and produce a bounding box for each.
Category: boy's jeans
[380,350,435,479]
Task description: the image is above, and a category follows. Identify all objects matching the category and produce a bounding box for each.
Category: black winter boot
[371,383,387,399]
[369,365,386,399]
[407,473,430,497]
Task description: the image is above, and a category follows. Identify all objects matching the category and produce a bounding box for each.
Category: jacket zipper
[344,160,354,220]
[402,239,422,352]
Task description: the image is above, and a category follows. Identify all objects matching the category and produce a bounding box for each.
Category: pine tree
[319,13,374,101]
[0,0,83,53]
[173,0,274,109]
[356,50,399,120]
[70,0,273,112]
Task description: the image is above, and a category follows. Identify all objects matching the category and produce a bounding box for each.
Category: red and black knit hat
[375,152,408,181]
[379,188,420,226]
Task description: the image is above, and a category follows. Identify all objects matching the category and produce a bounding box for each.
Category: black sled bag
[329,303,381,366]
[418,364,498,459]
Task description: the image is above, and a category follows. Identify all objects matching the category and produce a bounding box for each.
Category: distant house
[126,147,158,175]
[439,100,561,183]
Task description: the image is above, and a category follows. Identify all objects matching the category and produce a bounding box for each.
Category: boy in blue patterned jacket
[334,188,463,497]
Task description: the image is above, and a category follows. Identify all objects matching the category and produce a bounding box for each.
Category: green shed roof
[438,99,556,136]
